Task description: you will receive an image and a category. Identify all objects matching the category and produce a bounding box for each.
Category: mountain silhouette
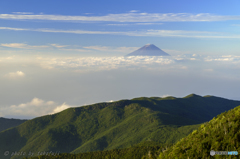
[126,44,170,56]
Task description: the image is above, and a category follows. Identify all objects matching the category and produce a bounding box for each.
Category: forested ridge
[1,94,240,159]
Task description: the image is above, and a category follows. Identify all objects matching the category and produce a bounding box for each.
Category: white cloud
[2,54,240,73]
[173,54,205,62]
[59,48,90,52]
[35,56,175,71]
[107,23,163,26]
[6,53,240,69]
[83,45,138,52]
[4,71,25,78]
[106,23,130,26]
[0,42,138,53]
[0,27,128,36]
[51,103,71,114]
[1,43,49,49]
[0,98,73,118]
[83,45,109,51]
[129,10,139,13]
[0,43,71,50]
[1,12,240,22]
[0,55,16,60]
[135,23,163,25]
[2,54,233,72]
[0,27,28,31]
[204,55,240,62]
[12,12,34,15]
[50,44,68,48]
[144,29,222,38]
[1,26,240,39]
[1,43,27,49]
[161,94,171,98]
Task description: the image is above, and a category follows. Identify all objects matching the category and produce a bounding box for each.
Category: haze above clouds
[1,0,240,119]
[1,54,240,119]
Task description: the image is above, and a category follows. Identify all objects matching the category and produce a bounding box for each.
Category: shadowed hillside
[0,117,28,132]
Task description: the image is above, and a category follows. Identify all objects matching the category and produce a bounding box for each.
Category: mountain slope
[126,44,170,56]
[26,141,170,159]
[1,94,240,159]
[0,117,27,132]
[158,104,240,159]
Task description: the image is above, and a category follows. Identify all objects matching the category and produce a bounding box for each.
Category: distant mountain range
[126,44,170,56]
[27,98,240,159]
[0,117,27,132]
[1,94,240,159]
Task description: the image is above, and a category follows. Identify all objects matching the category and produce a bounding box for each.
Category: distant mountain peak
[144,44,154,47]
[126,44,170,56]
[184,94,202,98]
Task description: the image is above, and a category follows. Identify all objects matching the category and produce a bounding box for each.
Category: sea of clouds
[1,54,240,119]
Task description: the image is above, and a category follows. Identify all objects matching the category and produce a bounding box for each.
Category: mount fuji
[126,44,170,56]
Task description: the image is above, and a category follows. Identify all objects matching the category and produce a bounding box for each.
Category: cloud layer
[1,54,240,119]
[0,98,72,119]
[1,26,240,39]
[4,71,25,79]
[1,12,240,22]
[0,42,138,53]
[2,54,240,72]
[35,56,175,71]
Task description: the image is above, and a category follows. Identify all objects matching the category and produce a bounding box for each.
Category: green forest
[25,104,240,159]
[1,94,240,159]
[159,105,240,159]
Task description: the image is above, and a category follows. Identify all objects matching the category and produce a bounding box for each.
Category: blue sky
[1,0,240,56]
[1,0,240,119]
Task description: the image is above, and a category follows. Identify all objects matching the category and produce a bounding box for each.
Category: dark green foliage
[158,105,240,159]
[0,117,27,132]
[131,94,240,123]
[1,94,240,159]
[24,142,173,159]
